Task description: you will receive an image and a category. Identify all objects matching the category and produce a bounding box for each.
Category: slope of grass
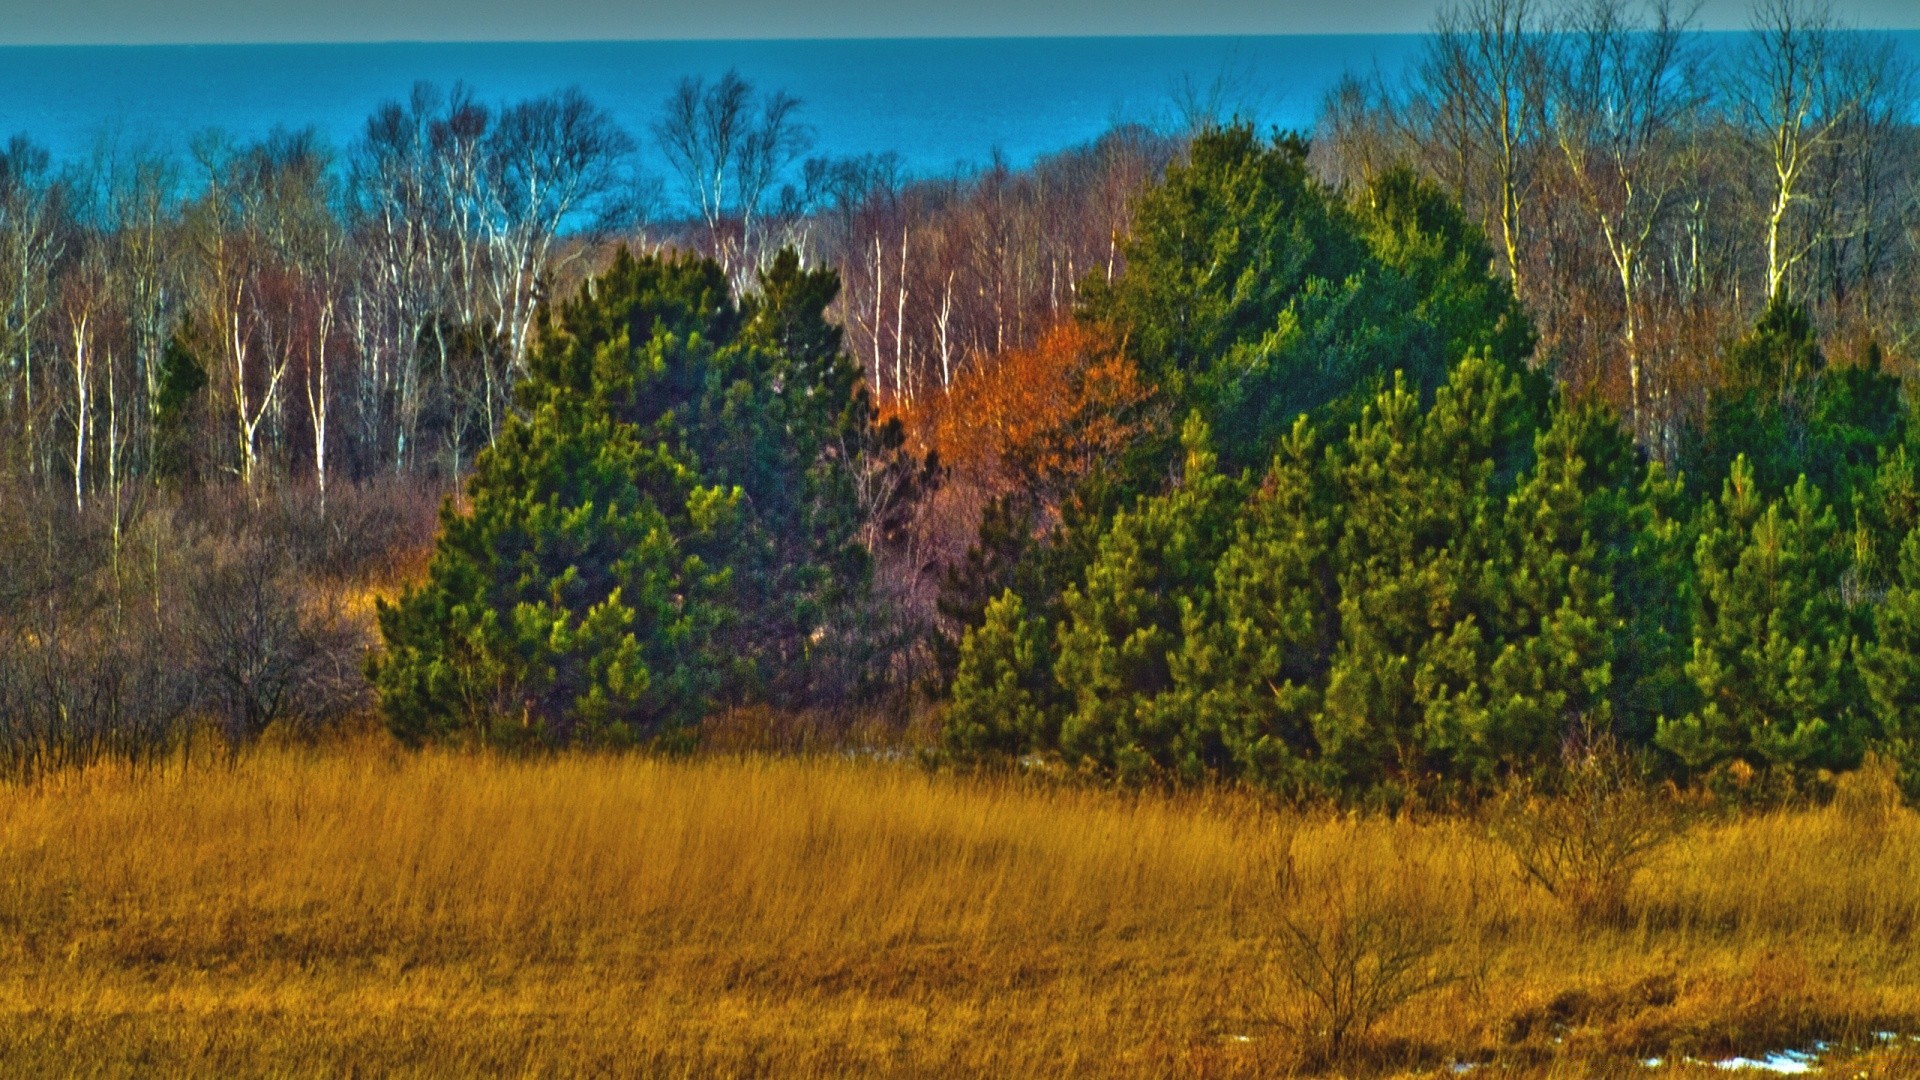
[0,740,1914,1077]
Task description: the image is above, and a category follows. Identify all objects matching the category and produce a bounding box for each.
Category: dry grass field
[0,738,1915,1077]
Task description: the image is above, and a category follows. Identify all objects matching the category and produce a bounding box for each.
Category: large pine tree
[1657,458,1865,776]
[371,248,898,746]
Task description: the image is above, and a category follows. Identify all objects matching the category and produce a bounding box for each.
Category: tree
[1733,0,1851,303]
[654,70,812,279]
[1169,417,1333,791]
[1078,125,1369,456]
[942,590,1059,761]
[1082,127,1533,476]
[1423,0,1550,296]
[1686,299,1902,508]
[920,319,1157,515]
[372,247,896,744]
[0,137,70,481]
[1353,167,1537,379]
[1549,0,1704,446]
[1863,526,1920,797]
[1052,415,1244,781]
[1316,357,1536,792]
[1656,458,1865,778]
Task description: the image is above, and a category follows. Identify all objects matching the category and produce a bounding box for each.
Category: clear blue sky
[3,0,1917,45]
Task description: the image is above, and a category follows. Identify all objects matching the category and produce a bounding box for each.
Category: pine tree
[943,590,1060,761]
[1316,357,1523,791]
[1862,526,1920,797]
[1052,414,1245,781]
[371,396,738,746]
[1476,401,1623,771]
[1657,458,1865,777]
[1687,300,1901,510]
[1354,168,1536,380]
[372,248,896,745]
[1168,416,1333,791]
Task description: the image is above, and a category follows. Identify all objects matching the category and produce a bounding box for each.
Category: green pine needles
[371,248,901,748]
[943,125,1920,801]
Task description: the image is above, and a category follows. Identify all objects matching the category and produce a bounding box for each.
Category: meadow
[0,737,1915,1077]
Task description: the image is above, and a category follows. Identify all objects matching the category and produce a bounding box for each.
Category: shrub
[1267,833,1463,1066]
[1487,735,1688,925]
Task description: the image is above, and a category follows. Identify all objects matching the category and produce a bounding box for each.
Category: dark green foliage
[940,142,1918,802]
[153,327,209,481]
[1656,459,1866,777]
[1353,168,1536,381]
[942,590,1059,761]
[1079,127,1362,406]
[1315,357,1601,793]
[1865,529,1920,799]
[1078,130,1534,476]
[1170,417,1334,792]
[372,248,895,745]
[1687,301,1903,513]
[947,358,1647,799]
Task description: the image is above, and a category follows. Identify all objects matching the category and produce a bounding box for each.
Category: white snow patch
[1713,1050,1815,1074]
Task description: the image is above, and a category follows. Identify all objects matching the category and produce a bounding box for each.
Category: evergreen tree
[1353,168,1536,381]
[1052,415,1245,781]
[1476,402,1624,770]
[1168,417,1334,790]
[1657,458,1865,777]
[1078,126,1363,406]
[1851,441,1920,592]
[942,590,1060,761]
[1316,358,1521,790]
[1687,301,1902,511]
[1611,460,1699,747]
[372,248,896,745]
[1862,527,1920,798]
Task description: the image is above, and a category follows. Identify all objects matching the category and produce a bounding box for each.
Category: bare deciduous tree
[655,70,812,279]
[1551,0,1705,445]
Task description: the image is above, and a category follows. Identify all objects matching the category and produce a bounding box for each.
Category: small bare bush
[1488,735,1688,925]
[1267,834,1462,1065]
[184,539,369,748]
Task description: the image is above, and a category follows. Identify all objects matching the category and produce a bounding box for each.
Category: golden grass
[0,740,1915,1077]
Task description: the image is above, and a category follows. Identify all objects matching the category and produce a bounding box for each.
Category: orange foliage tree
[907,319,1158,524]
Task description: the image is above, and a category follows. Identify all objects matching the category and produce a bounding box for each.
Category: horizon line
[6,26,1920,48]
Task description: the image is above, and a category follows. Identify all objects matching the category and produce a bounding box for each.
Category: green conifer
[1657,458,1865,776]
[372,249,896,745]
[943,590,1060,761]
[1168,417,1333,791]
[1053,414,1244,781]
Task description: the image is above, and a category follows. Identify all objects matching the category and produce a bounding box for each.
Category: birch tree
[1551,0,1704,445]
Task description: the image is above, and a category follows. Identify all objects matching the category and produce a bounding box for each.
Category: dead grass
[0,739,1913,1077]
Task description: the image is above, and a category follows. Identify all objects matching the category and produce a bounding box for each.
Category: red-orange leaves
[917,320,1158,511]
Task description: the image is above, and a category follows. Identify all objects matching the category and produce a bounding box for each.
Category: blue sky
[4,0,1918,44]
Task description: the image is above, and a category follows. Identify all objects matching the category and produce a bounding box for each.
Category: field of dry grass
[0,739,1914,1077]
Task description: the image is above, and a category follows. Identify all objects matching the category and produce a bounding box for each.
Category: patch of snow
[1713,1050,1815,1074]
[1641,1058,1664,1068]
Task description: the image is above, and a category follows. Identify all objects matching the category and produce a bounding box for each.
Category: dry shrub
[1488,735,1689,925]
[184,539,369,747]
[1267,827,1465,1067]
